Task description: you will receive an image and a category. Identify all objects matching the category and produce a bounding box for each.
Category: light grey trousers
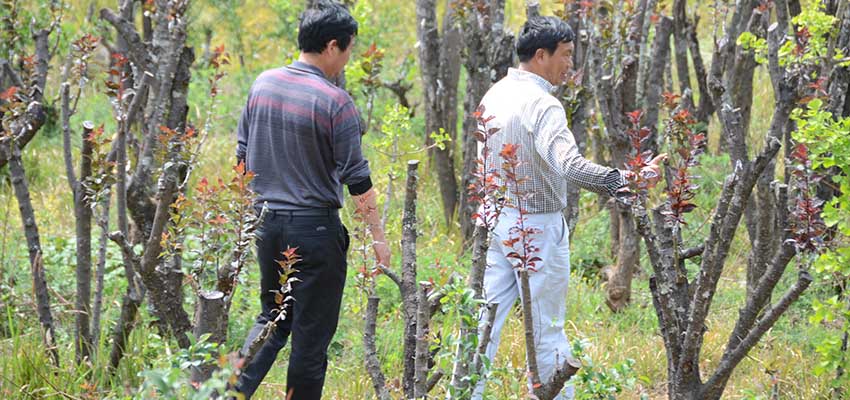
[472,209,575,400]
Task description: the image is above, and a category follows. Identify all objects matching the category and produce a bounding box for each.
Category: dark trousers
[236,211,349,399]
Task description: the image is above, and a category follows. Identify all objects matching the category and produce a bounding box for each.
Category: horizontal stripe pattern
[236,61,370,210]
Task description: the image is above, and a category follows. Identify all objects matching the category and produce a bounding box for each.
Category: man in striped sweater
[234,2,389,399]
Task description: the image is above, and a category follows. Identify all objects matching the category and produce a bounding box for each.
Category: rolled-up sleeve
[533,102,626,196]
[332,99,371,191]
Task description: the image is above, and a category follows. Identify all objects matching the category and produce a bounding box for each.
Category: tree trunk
[606,204,639,312]
[591,0,652,312]
[459,0,513,243]
[103,1,195,346]
[91,200,110,350]
[0,29,50,171]
[191,290,228,383]
[416,0,461,226]
[364,296,391,400]
[107,69,150,372]
[672,0,693,109]
[413,282,432,398]
[73,122,95,363]
[449,223,490,394]
[400,160,420,397]
[7,143,59,367]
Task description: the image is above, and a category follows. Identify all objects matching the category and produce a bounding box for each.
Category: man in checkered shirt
[472,16,664,399]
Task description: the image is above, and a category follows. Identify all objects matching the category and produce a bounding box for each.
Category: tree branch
[364,296,391,400]
[99,8,152,71]
[413,282,433,398]
[679,244,705,260]
[702,270,813,398]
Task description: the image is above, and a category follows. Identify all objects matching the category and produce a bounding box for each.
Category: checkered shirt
[478,68,626,214]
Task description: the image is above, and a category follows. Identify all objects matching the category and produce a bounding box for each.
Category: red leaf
[499,143,520,159]
[626,109,644,125]
[0,86,18,101]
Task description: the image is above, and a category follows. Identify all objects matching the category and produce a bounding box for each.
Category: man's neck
[518,63,545,80]
[298,53,333,78]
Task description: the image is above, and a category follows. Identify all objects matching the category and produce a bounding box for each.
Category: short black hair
[516,16,574,63]
[298,1,359,53]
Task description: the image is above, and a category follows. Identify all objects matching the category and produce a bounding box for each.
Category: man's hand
[373,240,391,269]
[623,153,667,184]
[352,187,392,271]
[642,153,667,185]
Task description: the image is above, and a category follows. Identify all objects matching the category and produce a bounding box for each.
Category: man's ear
[534,47,547,62]
[326,39,339,54]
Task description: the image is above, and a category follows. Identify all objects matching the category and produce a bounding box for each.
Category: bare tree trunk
[459,0,513,242]
[688,15,715,124]
[364,296,391,400]
[107,231,145,371]
[0,29,50,170]
[400,160,420,397]
[102,2,195,347]
[107,71,149,372]
[191,290,227,383]
[672,0,693,109]
[448,223,490,394]
[606,204,638,312]
[416,0,461,226]
[592,0,652,312]
[518,269,542,387]
[413,282,433,398]
[91,173,111,350]
[6,142,59,367]
[72,122,95,363]
[643,16,674,157]
[526,0,540,19]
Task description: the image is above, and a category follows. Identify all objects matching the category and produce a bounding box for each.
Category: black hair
[298,1,359,53]
[516,16,574,63]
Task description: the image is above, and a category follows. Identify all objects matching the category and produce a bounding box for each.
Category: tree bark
[518,269,542,388]
[606,203,639,312]
[91,197,110,349]
[191,290,228,383]
[6,142,59,367]
[672,0,693,108]
[416,0,461,226]
[413,282,433,398]
[593,0,652,313]
[644,16,674,154]
[102,2,195,347]
[0,29,50,170]
[449,223,490,394]
[459,0,513,242]
[73,122,95,363]
[364,296,391,400]
[107,232,145,371]
[107,70,150,371]
[401,160,420,397]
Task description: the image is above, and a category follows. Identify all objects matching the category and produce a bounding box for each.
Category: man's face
[540,41,574,85]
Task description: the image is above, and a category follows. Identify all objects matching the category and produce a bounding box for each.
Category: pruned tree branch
[364,296,391,400]
[413,282,433,398]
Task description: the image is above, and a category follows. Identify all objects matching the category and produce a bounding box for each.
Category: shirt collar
[508,68,556,93]
[288,61,327,79]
